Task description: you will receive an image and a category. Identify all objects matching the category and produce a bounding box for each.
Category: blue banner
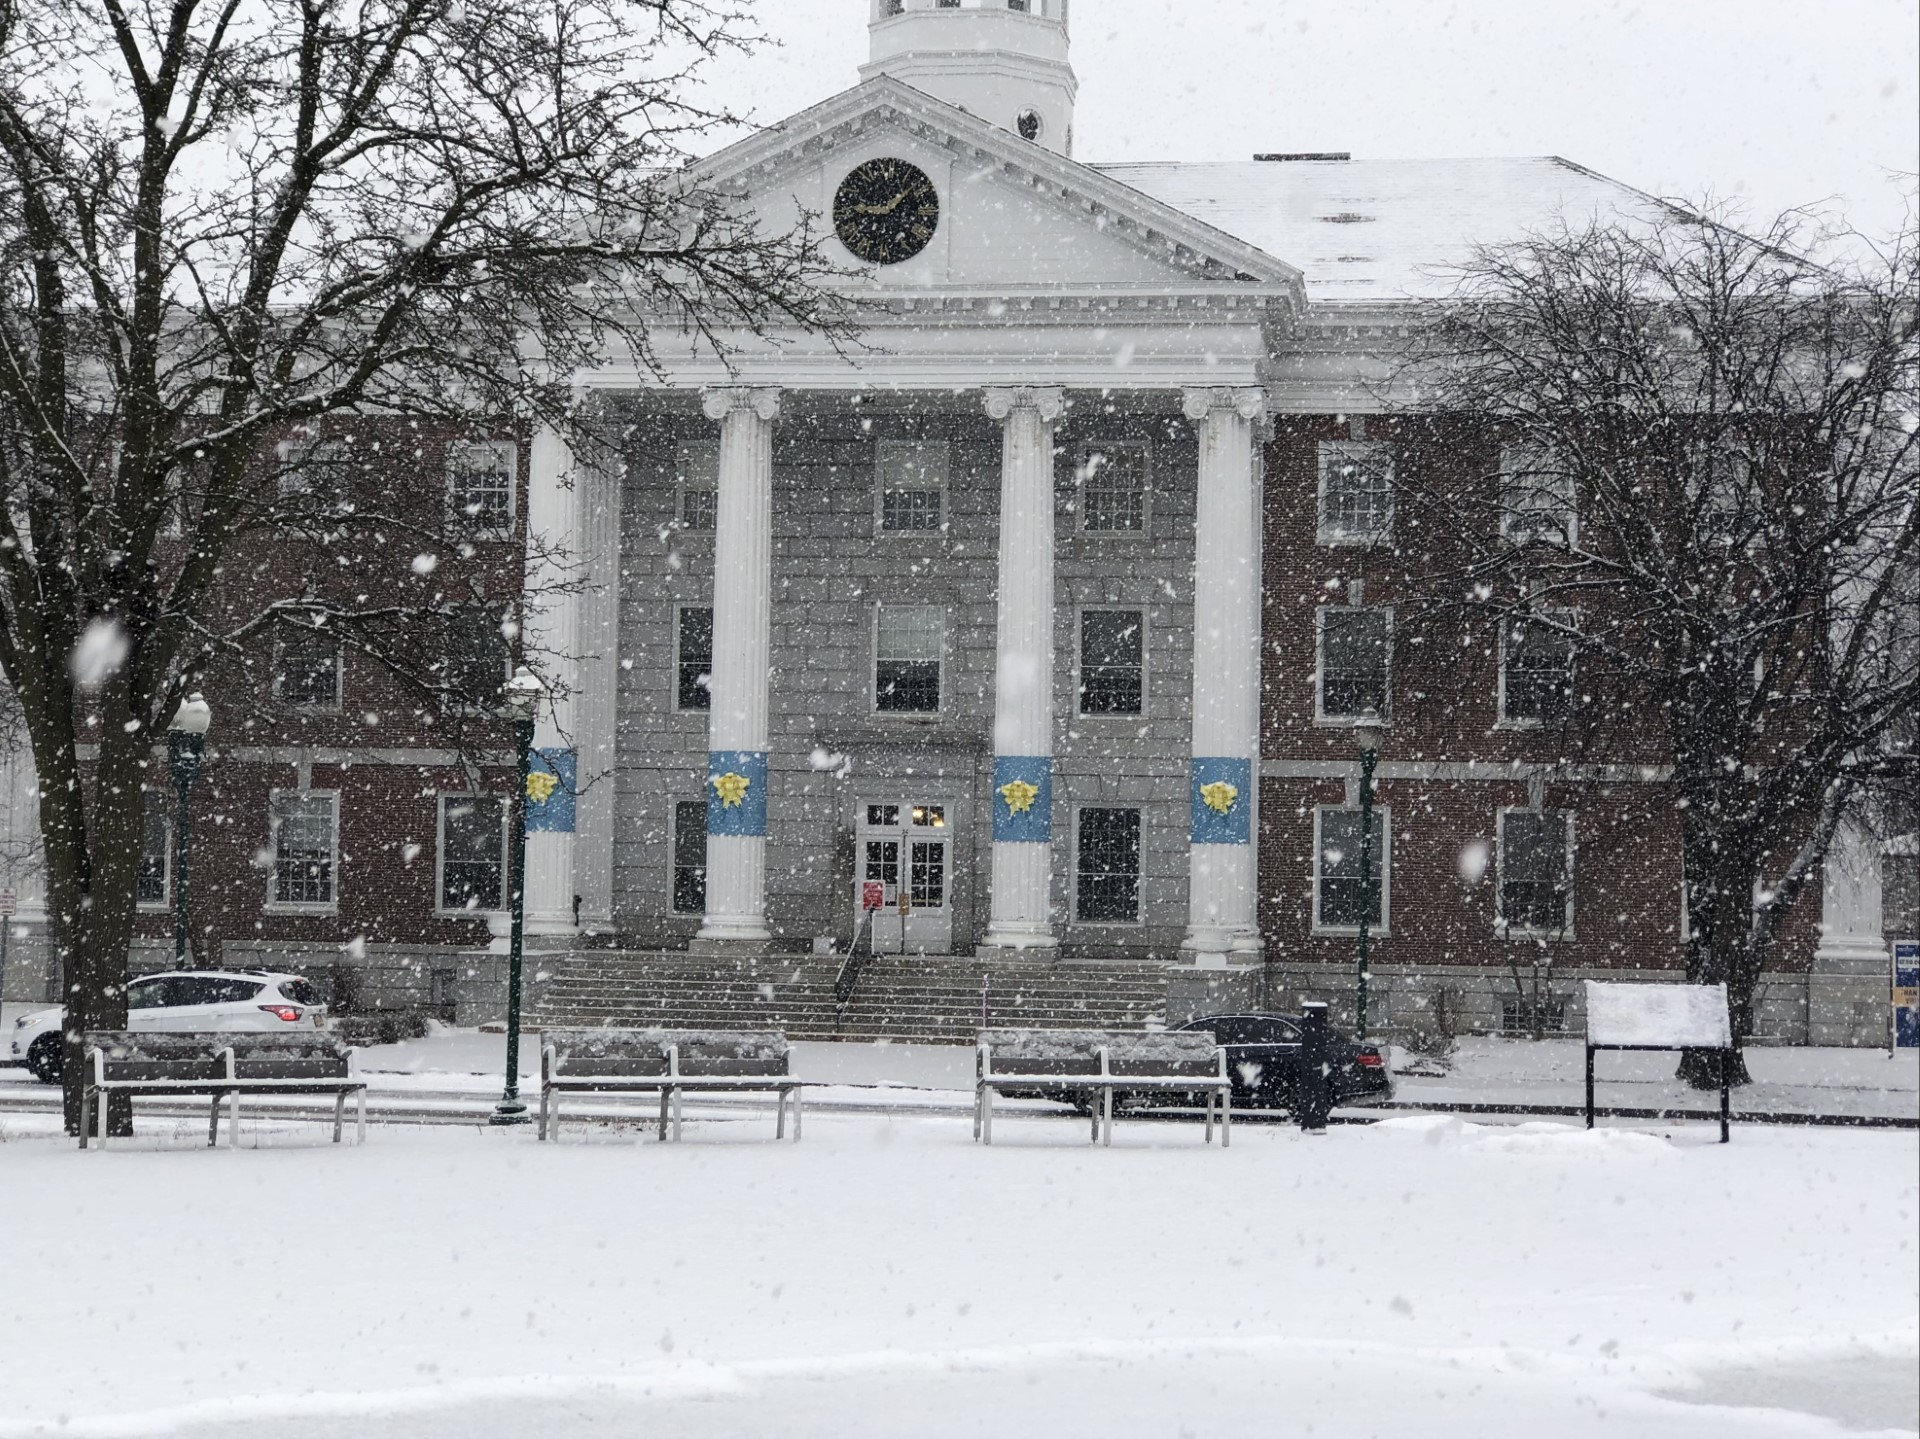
[1895,940,1919,1049]
[707,749,769,838]
[991,756,1052,844]
[1189,756,1253,845]
[525,748,576,834]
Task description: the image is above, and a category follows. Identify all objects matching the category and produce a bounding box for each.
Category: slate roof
[1092,157,1678,305]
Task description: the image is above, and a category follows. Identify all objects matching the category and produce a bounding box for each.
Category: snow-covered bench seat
[974,1029,1231,1147]
[538,1028,803,1143]
[79,1031,367,1149]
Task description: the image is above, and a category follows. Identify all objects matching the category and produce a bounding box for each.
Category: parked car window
[126,977,172,1009]
[1240,1018,1301,1044]
[1188,1017,1248,1044]
[208,979,267,1004]
[167,976,232,1006]
[278,979,321,1007]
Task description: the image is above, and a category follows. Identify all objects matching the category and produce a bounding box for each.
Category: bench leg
[775,1087,786,1141]
[658,1090,670,1142]
[1204,1091,1215,1145]
[1101,1085,1113,1147]
[333,1091,345,1144]
[228,1092,240,1149]
[79,1087,92,1150]
[538,1084,550,1141]
[982,1086,994,1145]
[672,1086,684,1142]
[209,1094,222,1148]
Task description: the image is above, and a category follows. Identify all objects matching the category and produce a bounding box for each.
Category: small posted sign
[860,881,885,913]
[0,890,14,918]
[1894,940,1919,1050]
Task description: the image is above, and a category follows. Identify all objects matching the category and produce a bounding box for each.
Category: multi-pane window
[270,792,338,907]
[676,605,713,711]
[1318,607,1391,720]
[1079,609,1145,715]
[676,441,719,533]
[1692,443,1752,544]
[1500,809,1574,935]
[136,799,169,906]
[1317,440,1394,544]
[276,437,350,513]
[1076,807,1141,923]
[1078,442,1149,534]
[877,441,948,534]
[275,622,341,709]
[1314,807,1390,931]
[438,795,505,912]
[446,441,515,539]
[672,800,707,914]
[444,605,511,708]
[875,605,943,712]
[1500,444,1577,546]
[1501,612,1577,725]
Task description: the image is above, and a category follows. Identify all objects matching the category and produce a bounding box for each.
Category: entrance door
[855,801,953,955]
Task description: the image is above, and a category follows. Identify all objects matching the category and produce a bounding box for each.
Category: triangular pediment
[692,77,1304,303]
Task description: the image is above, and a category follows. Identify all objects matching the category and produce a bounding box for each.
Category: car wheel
[25,1033,62,1084]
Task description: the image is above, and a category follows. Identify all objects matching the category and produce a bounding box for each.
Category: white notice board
[1584,981,1732,1048]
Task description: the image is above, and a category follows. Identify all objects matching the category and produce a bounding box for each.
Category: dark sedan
[1173,1012,1394,1112]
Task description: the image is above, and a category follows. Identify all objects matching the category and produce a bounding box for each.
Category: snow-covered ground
[0,1097,1913,1437]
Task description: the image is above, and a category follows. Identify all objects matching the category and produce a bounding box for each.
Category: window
[672,800,707,914]
[444,605,511,708]
[1314,806,1390,932]
[269,792,339,908]
[275,437,350,518]
[1079,609,1145,715]
[1500,612,1577,725]
[875,605,944,713]
[1317,606,1391,721]
[676,605,713,711]
[1317,440,1393,544]
[1500,445,1577,546]
[127,977,172,1010]
[1692,443,1751,545]
[275,622,342,710]
[1499,809,1574,936]
[1078,442,1149,534]
[1075,807,1141,923]
[137,799,169,907]
[676,440,719,533]
[438,795,505,912]
[877,441,947,534]
[445,441,515,539]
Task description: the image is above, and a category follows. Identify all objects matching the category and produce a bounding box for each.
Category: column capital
[1182,385,1268,425]
[982,386,1067,424]
[701,386,782,423]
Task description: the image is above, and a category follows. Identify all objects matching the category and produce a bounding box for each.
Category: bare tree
[0,0,848,1130]
[1387,205,1919,1084]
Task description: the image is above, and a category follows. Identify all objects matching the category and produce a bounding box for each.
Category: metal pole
[1355,747,1376,1038]
[168,730,202,968]
[492,716,534,1125]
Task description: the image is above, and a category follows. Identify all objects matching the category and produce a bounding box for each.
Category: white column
[571,399,622,934]
[522,420,581,935]
[697,387,781,944]
[1181,386,1268,964]
[982,386,1065,951]
[1815,819,1888,968]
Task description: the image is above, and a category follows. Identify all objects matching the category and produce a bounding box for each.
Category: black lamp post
[1351,706,1384,1039]
[491,664,545,1127]
[166,692,212,968]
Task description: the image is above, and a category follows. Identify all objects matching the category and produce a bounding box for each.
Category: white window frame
[1310,804,1393,937]
[273,622,344,712]
[1075,439,1152,537]
[1071,803,1145,928]
[669,798,709,916]
[1314,604,1393,726]
[1498,444,1578,547]
[274,436,349,510]
[1316,439,1394,546]
[874,440,950,537]
[434,792,508,917]
[673,602,715,714]
[1496,608,1578,729]
[265,789,341,914]
[675,440,719,534]
[444,439,518,541]
[1076,605,1148,718]
[1495,807,1576,940]
[136,797,171,911]
[871,603,947,716]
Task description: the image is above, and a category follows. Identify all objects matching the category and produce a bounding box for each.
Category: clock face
[833,158,940,265]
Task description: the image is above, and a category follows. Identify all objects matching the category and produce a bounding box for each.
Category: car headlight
[13,1014,34,1029]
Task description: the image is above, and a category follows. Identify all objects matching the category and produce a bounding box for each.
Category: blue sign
[1895,940,1919,1049]
[707,749,769,838]
[991,756,1052,843]
[526,748,576,834]
[1190,756,1253,845]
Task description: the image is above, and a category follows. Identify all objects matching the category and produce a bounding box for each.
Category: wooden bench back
[979,1029,1220,1078]
[85,1032,225,1084]
[226,1033,353,1081]
[544,1028,789,1079]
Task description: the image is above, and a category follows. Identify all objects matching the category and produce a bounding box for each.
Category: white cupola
[861,1,1078,156]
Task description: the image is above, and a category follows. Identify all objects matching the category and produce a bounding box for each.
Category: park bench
[538,1028,803,1142]
[974,1029,1231,1147]
[79,1031,368,1149]
[1584,980,1735,1143]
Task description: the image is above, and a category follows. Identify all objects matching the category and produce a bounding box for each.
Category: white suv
[9,970,327,1084]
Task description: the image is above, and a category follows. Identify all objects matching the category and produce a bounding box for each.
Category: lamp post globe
[166,692,212,968]
[492,665,546,1126]
[1351,707,1382,1040]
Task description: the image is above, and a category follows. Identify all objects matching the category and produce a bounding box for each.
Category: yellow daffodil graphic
[711,771,752,809]
[526,771,559,805]
[998,778,1040,816]
[1199,780,1239,816]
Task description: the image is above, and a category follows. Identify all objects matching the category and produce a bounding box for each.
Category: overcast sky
[701,0,1918,246]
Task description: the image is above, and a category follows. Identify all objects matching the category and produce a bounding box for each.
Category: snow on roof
[1091,157,1678,305]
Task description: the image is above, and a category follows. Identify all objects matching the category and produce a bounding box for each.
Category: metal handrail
[833,906,878,1017]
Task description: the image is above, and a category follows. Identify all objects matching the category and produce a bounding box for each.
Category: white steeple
[861,1,1077,156]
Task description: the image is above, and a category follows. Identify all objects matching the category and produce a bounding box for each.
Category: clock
[833,158,940,265]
